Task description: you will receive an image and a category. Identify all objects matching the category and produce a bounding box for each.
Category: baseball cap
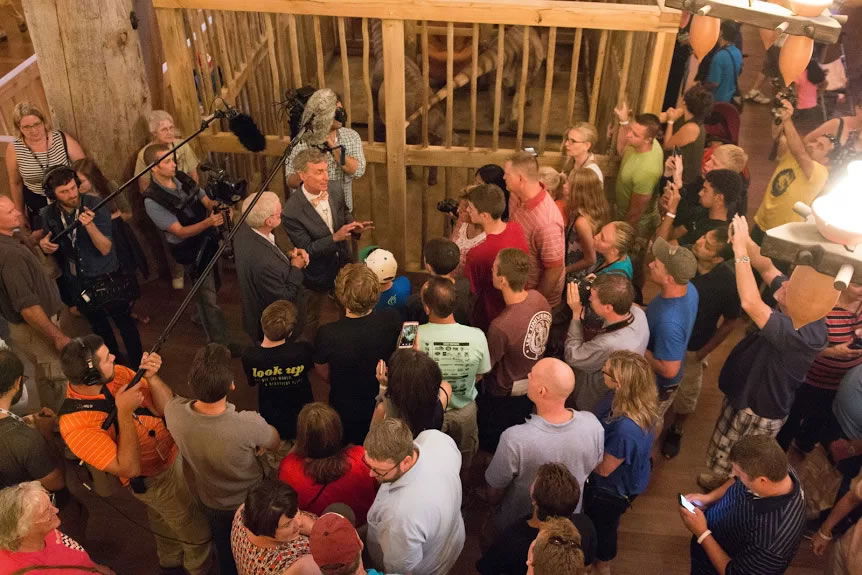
[652,237,697,285]
[310,513,361,570]
[364,248,398,283]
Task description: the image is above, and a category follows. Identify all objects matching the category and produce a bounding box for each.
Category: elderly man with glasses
[362,417,464,575]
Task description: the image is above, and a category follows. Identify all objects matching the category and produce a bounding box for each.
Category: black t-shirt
[404,276,474,326]
[688,261,741,351]
[679,216,728,246]
[241,342,314,440]
[476,513,597,574]
[314,309,402,444]
[718,277,828,419]
[0,417,55,488]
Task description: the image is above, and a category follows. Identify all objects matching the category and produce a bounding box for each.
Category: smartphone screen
[679,493,696,513]
[397,322,419,348]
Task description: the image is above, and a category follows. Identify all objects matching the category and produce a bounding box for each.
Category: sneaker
[745,89,771,105]
[697,471,729,492]
[662,426,683,459]
[171,276,184,290]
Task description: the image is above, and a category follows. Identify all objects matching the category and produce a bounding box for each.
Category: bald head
[531,358,575,401]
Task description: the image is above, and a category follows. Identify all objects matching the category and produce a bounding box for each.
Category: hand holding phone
[679,493,696,513]
[397,321,419,349]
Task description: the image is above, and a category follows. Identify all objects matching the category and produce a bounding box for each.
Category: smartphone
[849,338,862,350]
[397,321,419,349]
[672,146,681,157]
[679,493,696,513]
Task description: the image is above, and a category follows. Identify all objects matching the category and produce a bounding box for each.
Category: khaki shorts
[672,351,706,415]
[443,400,478,469]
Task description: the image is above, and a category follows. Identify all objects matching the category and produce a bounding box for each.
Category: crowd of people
[1,18,862,575]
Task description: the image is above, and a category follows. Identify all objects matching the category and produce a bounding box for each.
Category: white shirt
[302,185,333,233]
[251,227,276,245]
[366,430,465,575]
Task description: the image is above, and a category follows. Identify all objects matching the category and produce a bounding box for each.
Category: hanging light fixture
[788,0,832,17]
[689,12,721,59]
[778,33,815,85]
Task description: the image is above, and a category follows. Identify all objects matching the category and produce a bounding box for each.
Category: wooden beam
[382,19,409,266]
[641,31,677,113]
[152,0,679,33]
[220,36,268,103]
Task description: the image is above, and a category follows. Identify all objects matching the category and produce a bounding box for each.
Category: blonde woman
[583,351,659,575]
[591,221,636,279]
[4,102,86,227]
[565,168,610,279]
[562,122,603,183]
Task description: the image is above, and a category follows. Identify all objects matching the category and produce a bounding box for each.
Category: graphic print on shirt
[770,168,796,197]
[523,311,552,360]
[425,340,476,396]
[251,363,307,389]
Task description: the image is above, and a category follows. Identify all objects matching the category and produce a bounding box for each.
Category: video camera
[201,164,247,206]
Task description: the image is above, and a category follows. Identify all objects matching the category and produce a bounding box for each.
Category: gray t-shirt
[0,417,55,488]
[164,397,275,510]
[418,322,491,409]
[366,430,465,575]
[485,410,604,532]
[565,305,650,415]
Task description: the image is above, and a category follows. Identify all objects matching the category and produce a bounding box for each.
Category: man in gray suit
[282,148,372,334]
[234,192,307,343]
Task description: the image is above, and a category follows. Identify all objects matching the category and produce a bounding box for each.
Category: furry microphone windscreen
[301,88,338,145]
[229,114,267,153]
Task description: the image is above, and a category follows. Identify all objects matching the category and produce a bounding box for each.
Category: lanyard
[0,407,27,424]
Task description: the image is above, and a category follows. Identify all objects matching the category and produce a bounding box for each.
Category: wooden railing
[0,55,49,137]
[153,0,680,269]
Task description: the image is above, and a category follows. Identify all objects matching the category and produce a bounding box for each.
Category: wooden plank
[362,18,375,143]
[537,26,556,153]
[264,14,282,105]
[469,22,479,150]
[219,37,269,103]
[313,16,325,88]
[421,21,430,147]
[153,0,678,33]
[445,22,454,148]
[382,19,408,266]
[618,30,634,111]
[588,29,609,125]
[337,18,352,127]
[566,28,583,126]
[641,31,677,113]
[287,14,303,88]
[199,132,388,161]
[492,24,504,151]
[515,25,530,150]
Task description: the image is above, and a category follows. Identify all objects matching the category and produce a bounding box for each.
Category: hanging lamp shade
[689,15,720,60]
[759,28,777,49]
[788,0,832,17]
[779,34,814,86]
[785,265,840,329]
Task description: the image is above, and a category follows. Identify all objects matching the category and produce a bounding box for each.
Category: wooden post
[22,0,154,182]
[381,19,409,268]
[642,31,678,113]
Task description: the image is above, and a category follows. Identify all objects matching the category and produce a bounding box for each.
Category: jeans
[582,480,635,562]
[776,384,837,452]
[81,300,143,368]
[185,264,229,345]
[202,505,238,575]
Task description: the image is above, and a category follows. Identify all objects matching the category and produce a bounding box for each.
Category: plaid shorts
[705,398,786,475]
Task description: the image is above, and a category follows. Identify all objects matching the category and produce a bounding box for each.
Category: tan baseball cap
[652,238,697,285]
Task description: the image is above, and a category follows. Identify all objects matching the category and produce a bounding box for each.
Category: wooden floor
[19,24,831,575]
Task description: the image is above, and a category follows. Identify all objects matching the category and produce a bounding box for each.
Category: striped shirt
[805,306,862,390]
[690,469,805,575]
[58,366,177,485]
[510,189,565,307]
[13,130,70,195]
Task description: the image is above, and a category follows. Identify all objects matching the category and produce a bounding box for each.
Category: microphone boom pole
[53,110,232,243]
[100,121,309,431]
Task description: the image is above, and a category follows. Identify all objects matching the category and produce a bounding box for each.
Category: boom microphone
[300,88,338,146]
[229,112,266,153]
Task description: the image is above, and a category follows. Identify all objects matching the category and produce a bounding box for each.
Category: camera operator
[37,166,143,368]
[751,98,833,245]
[142,143,232,350]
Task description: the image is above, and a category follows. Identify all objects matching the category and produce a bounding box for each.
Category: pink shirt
[510,189,566,306]
[0,530,98,574]
[795,69,818,110]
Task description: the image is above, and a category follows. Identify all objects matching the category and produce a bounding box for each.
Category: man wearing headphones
[37,166,143,368]
[0,194,70,413]
[57,335,214,574]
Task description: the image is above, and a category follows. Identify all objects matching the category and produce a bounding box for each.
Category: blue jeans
[185,264,228,345]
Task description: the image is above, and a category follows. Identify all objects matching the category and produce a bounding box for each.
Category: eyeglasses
[565,138,588,144]
[20,121,43,131]
[362,456,399,478]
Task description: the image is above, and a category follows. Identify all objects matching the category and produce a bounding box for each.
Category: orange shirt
[59,365,177,485]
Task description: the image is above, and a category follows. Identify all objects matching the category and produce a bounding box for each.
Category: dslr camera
[436,198,459,218]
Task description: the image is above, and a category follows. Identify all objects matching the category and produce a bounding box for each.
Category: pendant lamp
[759,28,777,49]
[779,34,814,86]
[785,264,840,329]
[788,0,832,17]
[689,15,720,60]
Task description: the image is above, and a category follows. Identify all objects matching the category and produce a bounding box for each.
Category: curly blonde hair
[606,350,659,432]
[566,168,609,235]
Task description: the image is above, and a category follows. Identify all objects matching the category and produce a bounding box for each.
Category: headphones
[42,165,80,201]
[75,337,104,386]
